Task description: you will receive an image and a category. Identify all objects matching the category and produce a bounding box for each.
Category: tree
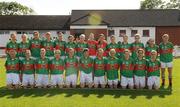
[140,0,180,9]
[165,0,180,9]
[0,1,34,15]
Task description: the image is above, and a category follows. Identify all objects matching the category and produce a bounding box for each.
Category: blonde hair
[109,49,116,56]
[54,49,61,54]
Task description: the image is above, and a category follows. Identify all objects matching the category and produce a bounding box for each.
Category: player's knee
[148,86,153,90]
[88,83,93,88]
[129,85,134,89]
[80,83,85,88]
[66,84,70,88]
[109,85,113,88]
[122,86,126,89]
[100,84,106,88]
[94,84,98,88]
[58,84,63,88]
[72,84,76,88]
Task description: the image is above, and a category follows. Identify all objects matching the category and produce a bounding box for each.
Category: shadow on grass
[0,86,172,99]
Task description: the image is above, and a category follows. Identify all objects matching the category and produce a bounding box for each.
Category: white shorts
[50,74,64,85]
[22,74,34,86]
[47,56,54,60]
[134,75,145,87]
[80,71,93,84]
[107,79,118,85]
[121,76,134,87]
[60,56,66,60]
[161,61,173,68]
[94,76,106,85]
[19,57,25,61]
[90,56,96,59]
[65,74,77,86]
[6,73,20,85]
[36,74,49,86]
[147,76,160,88]
[31,57,38,60]
[76,56,80,61]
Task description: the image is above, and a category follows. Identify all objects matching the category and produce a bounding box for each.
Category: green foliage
[140,0,180,9]
[0,1,34,15]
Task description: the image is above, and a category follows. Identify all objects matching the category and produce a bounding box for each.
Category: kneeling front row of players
[5,47,161,90]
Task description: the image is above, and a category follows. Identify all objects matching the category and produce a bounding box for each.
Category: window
[4,31,10,34]
[39,31,49,37]
[17,31,22,34]
[0,30,9,35]
[119,30,126,37]
[131,30,138,37]
[22,32,27,34]
[57,31,66,34]
[108,30,114,36]
[0,32,4,34]
[27,31,34,34]
[143,30,150,37]
[74,29,84,38]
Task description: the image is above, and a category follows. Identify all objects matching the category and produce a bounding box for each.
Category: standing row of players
[5,31,174,89]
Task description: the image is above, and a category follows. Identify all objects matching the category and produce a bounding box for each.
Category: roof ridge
[0,15,71,17]
[72,9,179,11]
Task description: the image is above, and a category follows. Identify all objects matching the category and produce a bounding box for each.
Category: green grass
[0,58,180,107]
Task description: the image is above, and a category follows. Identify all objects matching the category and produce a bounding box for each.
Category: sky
[0,0,142,15]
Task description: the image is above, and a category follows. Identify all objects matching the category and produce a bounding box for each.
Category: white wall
[107,27,156,45]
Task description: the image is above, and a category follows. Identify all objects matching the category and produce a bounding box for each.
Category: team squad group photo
[5,31,174,90]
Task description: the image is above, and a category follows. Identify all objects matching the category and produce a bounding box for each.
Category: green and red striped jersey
[65,42,77,56]
[119,42,131,58]
[18,41,30,58]
[64,56,78,76]
[76,42,88,57]
[159,42,173,63]
[145,45,159,60]
[30,38,42,57]
[131,42,144,59]
[134,58,147,76]
[20,58,35,74]
[5,58,20,74]
[79,56,94,74]
[35,58,49,74]
[94,57,107,77]
[49,58,64,75]
[106,56,120,80]
[106,43,120,57]
[120,57,134,78]
[146,59,160,77]
[6,41,19,58]
[54,40,66,56]
[41,40,54,57]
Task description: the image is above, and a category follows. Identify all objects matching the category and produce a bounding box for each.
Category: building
[70,9,180,45]
[0,9,180,55]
